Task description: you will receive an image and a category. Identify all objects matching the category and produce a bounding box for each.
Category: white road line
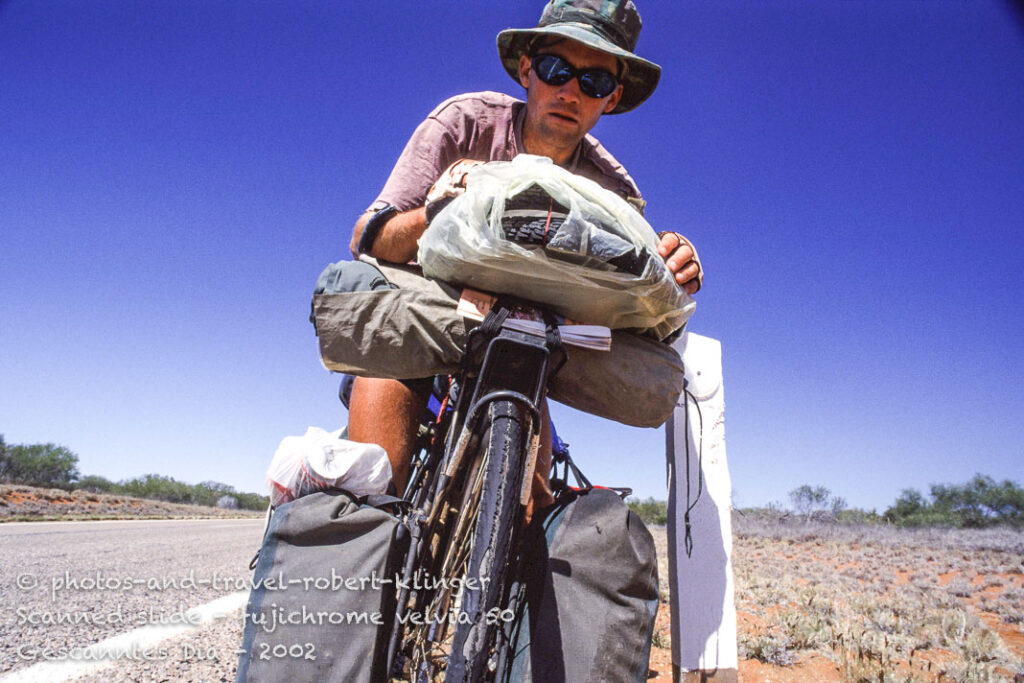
[0,591,249,683]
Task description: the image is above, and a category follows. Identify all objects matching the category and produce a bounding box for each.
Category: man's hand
[657,232,703,295]
[424,158,483,223]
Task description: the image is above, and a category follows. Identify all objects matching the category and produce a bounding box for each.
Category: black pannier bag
[505,487,660,683]
[235,491,408,683]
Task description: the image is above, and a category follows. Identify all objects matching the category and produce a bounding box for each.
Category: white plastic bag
[266,427,392,507]
[418,154,695,340]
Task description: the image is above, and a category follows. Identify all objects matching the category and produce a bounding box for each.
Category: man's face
[517,39,624,155]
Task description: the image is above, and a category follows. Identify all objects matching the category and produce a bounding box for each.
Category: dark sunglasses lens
[579,70,617,98]
[533,54,617,98]
[534,55,572,85]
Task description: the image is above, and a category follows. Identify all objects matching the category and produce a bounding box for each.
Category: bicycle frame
[386,309,557,682]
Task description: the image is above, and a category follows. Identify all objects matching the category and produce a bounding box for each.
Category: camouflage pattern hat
[497,0,661,114]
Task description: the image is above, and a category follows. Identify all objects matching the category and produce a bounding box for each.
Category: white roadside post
[667,332,737,682]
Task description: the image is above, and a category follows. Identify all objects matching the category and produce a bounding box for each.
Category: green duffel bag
[235,490,408,683]
[310,258,685,428]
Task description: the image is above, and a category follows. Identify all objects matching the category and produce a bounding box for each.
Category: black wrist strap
[357,204,398,255]
[424,195,455,225]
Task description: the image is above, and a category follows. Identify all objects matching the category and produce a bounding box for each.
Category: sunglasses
[531,54,620,99]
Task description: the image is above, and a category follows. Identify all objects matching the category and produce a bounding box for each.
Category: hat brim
[497,24,661,114]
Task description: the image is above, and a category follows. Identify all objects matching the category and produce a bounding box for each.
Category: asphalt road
[0,518,265,680]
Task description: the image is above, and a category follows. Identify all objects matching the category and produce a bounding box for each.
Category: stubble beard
[526,112,582,165]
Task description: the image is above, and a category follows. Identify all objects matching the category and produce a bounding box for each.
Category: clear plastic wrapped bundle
[418,154,695,340]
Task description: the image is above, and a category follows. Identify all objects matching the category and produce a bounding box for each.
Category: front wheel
[445,399,530,682]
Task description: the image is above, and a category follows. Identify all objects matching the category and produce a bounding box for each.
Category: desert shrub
[188,480,230,507]
[780,608,831,649]
[946,577,976,599]
[789,484,847,521]
[73,474,116,493]
[0,435,268,511]
[0,441,80,488]
[836,507,884,525]
[886,475,1024,528]
[112,474,268,510]
[835,629,927,683]
[196,481,269,510]
[651,626,670,650]
[886,488,930,520]
[739,632,796,666]
[234,491,269,511]
[734,514,1024,553]
[627,497,667,525]
[932,474,1024,528]
[118,474,191,503]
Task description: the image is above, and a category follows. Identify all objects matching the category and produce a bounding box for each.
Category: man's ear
[602,84,624,114]
[517,54,532,89]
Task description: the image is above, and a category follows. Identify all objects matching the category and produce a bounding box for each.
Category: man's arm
[350,158,482,262]
[350,207,428,263]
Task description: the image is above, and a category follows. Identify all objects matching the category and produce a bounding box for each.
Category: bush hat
[497,0,661,114]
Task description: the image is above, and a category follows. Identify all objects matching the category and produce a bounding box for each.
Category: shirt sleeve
[366,117,460,214]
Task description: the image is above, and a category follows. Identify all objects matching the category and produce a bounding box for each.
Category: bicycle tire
[501,216,553,246]
[500,183,654,277]
[445,399,530,682]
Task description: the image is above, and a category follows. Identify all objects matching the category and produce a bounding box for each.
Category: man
[345,0,702,504]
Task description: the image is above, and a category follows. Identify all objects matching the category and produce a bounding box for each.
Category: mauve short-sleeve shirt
[367,91,645,215]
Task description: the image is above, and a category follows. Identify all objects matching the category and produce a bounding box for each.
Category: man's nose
[556,77,582,103]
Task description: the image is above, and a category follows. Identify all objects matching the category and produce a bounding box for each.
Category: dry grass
[729,516,1024,682]
[647,517,1024,681]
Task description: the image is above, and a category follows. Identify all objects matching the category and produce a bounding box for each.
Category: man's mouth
[547,110,578,124]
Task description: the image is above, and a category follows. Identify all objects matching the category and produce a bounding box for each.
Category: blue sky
[1,1,1021,512]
